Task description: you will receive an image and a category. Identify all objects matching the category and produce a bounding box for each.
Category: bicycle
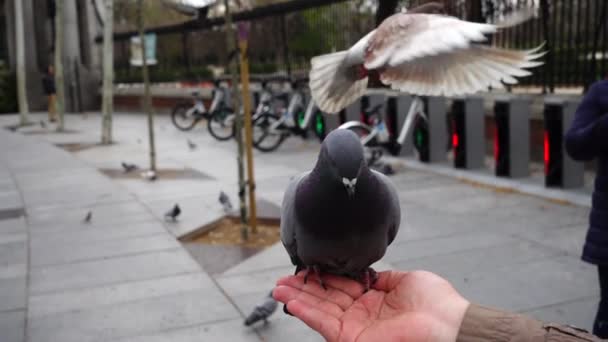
[339,96,428,156]
[170,85,236,141]
[252,83,326,152]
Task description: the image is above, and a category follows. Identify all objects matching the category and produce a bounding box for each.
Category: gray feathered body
[280,131,401,278]
[244,292,278,326]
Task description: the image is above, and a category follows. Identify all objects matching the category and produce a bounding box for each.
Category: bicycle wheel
[253,113,285,152]
[207,108,235,141]
[171,103,199,131]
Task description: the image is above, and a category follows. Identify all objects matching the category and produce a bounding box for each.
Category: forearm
[457,304,602,342]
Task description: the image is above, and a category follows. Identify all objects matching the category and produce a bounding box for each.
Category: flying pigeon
[218,191,233,213]
[121,162,138,173]
[164,204,181,221]
[280,129,401,293]
[187,139,197,150]
[309,3,545,114]
[244,291,278,326]
[83,211,92,223]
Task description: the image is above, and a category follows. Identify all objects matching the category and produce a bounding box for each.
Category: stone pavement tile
[29,220,166,244]
[30,248,201,294]
[515,224,588,257]
[0,277,26,311]
[0,232,26,245]
[27,216,157,236]
[31,233,181,267]
[451,256,597,312]
[393,240,564,279]
[385,231,515,264]
[0,310,25,342]
[29,272,215,317]
[0,218,26,234]
[142,197,224,238]
[523,296,598,331]
[116,319,261,342]
[118,179,225,203]
[224,243,292,276]
[230,291,323,342]
[0,241,27,266]
[217,266,294,298]
[27,289,241,342]
[26,200,150,226]
[0,263,26,280]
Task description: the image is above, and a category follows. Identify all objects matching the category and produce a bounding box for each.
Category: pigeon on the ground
[244,291,278,326]
[83,211,92,223]
[141,170,157,181]
[309,3,544,113]
[164,204,181,221]
[218,191,233,213]
[280,129,401,293]
[187,139,197,150]
[121,162,138,173]
[39,120,46,128]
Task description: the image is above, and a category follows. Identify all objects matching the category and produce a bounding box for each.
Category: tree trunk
[101,0,114,144]
[55,0,66,131]
[14,0,29,125]
[224,0,249,240]
[138,0,156,172]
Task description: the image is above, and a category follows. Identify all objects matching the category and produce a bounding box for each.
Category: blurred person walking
[42,65,57,122]
[565,75,608,337]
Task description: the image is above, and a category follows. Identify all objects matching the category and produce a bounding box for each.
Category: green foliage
[0,63,17,113]
[115,65,214,83]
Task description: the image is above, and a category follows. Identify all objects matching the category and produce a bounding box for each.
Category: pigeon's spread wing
[380,44,545,96]
[364,13,496,70]
[372,170,401,245]
[364,13,544,96]
[280,172,309,265]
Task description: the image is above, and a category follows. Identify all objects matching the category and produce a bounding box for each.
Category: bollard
[451,97,485,169]
[422,96,448,163]
[494,96,531,178]
[544,97,584,188]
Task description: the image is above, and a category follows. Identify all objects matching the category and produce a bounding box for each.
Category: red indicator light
[544,131,550,175]
[452,133,459,149]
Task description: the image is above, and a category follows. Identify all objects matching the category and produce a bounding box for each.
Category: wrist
[440,296,470,342]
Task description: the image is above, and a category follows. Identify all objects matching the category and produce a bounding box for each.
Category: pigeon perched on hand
[309,3,544,113]
[218,191,233,213]
[121,162,138,173]
[244,291,278,326]
[187,139,197,150]
[164,204,181,221]
[280,129,401,293]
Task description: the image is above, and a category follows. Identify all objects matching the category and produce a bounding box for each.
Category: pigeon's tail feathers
[309,51,367,114]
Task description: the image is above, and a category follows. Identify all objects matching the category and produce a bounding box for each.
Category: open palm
[273,270,470,342]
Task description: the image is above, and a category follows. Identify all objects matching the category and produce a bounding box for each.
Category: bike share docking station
[413,97,448,163]
[543,97,584,188]
[494,96,531,178]
[450,97,485,169]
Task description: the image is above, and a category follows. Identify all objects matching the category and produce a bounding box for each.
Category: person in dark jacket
[565,77,608,337]
[41,65,56,122]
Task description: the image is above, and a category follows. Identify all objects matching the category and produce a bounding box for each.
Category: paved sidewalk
[0,112,599,342]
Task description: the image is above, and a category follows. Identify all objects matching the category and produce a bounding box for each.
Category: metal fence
[114,0,608,92]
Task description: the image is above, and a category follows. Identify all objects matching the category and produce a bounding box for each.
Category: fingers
[371,270,408,292]
[286,299,341,341]
[274,285,344,317]
[277,274,357,310]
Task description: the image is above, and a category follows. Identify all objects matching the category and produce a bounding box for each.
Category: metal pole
[224,0,249,240]
[14,0,29,125]
[138,0,156,172]
[55,0,66,130]
[238,26,257,234]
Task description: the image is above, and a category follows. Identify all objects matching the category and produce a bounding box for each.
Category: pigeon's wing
[371,170,401,246]
[280,172,309,266]
[364,13,544,96]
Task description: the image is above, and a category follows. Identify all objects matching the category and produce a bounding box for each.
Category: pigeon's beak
[342,177,357,198]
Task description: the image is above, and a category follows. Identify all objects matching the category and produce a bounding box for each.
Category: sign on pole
[130,34,158,66]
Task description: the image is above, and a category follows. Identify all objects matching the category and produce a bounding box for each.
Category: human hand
[273,270,470,342]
